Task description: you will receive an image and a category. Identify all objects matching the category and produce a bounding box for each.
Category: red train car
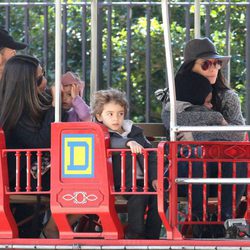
[0,122,249,249]
[0,1,249,248]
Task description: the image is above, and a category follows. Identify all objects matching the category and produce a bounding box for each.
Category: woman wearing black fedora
[162,37,245,140]
[161,37,247,238]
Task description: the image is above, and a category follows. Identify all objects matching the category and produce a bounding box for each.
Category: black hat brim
[7,41,27,50]
[179,53,231,72]
[199,54,231,68]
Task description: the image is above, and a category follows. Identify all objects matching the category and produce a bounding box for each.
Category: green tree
[0,1,247,120]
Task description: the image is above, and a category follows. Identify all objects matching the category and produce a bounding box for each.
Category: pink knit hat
[61,71,85,87]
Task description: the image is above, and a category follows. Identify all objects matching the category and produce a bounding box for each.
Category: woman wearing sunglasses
[162,37,245,140]
[161,38,246,238]
[0,55,59,237]
[175,37,245,130]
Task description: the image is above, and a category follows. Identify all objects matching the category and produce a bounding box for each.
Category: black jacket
[5,107,67,189]
[109,124,157,191]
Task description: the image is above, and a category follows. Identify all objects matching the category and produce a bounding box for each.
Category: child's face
[204,92,213,110]
[96,101,125,133]
[62,85,73,110]
[36,65,47,92]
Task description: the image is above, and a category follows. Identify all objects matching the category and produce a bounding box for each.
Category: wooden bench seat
[10,194,50,204]
[134,123,166,147]
[134,123,166,138]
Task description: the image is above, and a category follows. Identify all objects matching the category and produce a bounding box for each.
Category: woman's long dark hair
[0,55,51,131]
[175,60,230,112]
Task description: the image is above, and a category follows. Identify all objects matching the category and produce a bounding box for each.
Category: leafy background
[0,0,248,122]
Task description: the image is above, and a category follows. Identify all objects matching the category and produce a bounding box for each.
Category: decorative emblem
[62,134,94,178]
[224,145,246,159]
[62,191,98,204]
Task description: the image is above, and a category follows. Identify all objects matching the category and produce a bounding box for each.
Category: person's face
[96,101,125,133]
[192,58,222,84]
[0,48,16,63]
[0,48,16,78]
[36,65,47,92]
[62,85,73,110]
[203,92,213,110]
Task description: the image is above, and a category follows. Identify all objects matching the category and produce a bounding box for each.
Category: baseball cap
[0,28,27,50]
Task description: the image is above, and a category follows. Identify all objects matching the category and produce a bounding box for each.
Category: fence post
[90,0,103,96]
[246,1,250,127]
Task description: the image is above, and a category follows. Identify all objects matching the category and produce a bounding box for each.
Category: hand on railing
[177,131,194,141]
[126,140,143,154]
[152,179,157,191]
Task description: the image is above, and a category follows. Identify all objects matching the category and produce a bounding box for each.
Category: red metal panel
[108,145,178,240]
[50,122,123,239]
[157,141,180,239]
[165,141,250,239]
[0,124,250,246]
[0,129,18,238]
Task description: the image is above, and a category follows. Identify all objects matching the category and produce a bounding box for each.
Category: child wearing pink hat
[31,72,91,180]
[61,71,91,122]
[32,72,91,238]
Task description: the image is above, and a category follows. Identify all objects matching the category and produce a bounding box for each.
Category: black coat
[5,107,67,189]
[109,125,157,191]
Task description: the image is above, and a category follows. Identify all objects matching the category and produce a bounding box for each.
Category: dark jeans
[124,180,162,239]
[177,147,247,220]
[207,161,247,219]
[126,194,162,239]
[178,158,204,218]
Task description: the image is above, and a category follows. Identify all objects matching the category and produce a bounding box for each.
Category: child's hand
[71,83,81,99]
[126,140,144,154]
[152,179,157,191]
[221,118,228,125]
[177,132,194,141]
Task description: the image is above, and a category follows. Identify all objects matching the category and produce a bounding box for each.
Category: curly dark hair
[91,88,129,119]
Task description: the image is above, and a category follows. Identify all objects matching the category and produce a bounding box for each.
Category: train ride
[0,0,250,249]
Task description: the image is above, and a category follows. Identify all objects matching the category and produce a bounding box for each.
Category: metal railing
[0,1,249,122]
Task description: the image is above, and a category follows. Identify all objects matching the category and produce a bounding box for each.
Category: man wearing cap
[0,28,27,79]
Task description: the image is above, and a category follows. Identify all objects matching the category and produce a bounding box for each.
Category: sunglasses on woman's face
[199,59,223,71]
[36,70,46,86]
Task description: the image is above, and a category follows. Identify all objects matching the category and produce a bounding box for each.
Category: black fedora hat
[0,28,27,50]
[183,37,231,68]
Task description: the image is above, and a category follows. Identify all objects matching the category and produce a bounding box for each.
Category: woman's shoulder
[219,88,241,108]
[219,88,239,99]
[218,88,240,107]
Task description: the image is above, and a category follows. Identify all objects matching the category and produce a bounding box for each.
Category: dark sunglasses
[36,70,46,86]
[199,59,223,71]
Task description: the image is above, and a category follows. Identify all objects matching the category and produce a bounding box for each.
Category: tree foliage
[0,1,247,121]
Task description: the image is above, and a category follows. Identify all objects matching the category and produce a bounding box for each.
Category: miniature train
[0,122,249,249]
